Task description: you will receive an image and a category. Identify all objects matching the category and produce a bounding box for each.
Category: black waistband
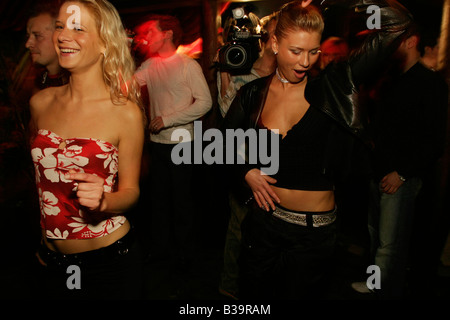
[39,228,136,269]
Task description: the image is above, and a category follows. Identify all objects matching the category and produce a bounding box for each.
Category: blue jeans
[368,177,422,298]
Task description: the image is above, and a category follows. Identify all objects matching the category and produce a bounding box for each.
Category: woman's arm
[305,0,413,135]
[66,101,145,223]
[348,0,413,85]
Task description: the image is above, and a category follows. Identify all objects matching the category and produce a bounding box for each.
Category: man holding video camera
[217,10,277,117]
[217,11,278,300]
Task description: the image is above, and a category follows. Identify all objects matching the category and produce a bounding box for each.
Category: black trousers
[239,205,337,300]
[148,142,195,265]
[38,228,146,300]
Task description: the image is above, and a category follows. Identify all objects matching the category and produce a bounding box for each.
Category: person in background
[25,1,69,94]
[217,13,278,117]
[352,24,448,298]
[412,29,449,299]
[419,31,440,71]
[217,13,278,300]
[31,0,145,299]
[319,36,349,70]
[133,14,212,298]
[309,35,349,77]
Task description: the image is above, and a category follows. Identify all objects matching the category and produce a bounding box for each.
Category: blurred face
[320,42,348,68]
[134,20,167,57]
[53,2,105,72]
[273,29,321,83]
[425,39,440,66]
[25,13,58,68]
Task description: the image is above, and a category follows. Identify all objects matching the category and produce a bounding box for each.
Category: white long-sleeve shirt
[135,53,212,144]
[217,68,260,117]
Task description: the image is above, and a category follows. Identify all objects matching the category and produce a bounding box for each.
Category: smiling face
[273,29,321,83]
[53,1,105,72]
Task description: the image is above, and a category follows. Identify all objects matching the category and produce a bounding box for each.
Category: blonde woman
[223,0,412,299]
[31,0,145,299]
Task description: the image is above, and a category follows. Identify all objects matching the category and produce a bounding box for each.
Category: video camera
[218,8,262,75]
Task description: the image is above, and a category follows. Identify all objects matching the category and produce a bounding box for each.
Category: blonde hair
[63,0,142,109]
[275,2,324,40]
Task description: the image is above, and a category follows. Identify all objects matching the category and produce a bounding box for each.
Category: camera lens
[225,45,247,67]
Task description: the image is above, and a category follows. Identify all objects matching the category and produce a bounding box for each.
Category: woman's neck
[68,65,108,102]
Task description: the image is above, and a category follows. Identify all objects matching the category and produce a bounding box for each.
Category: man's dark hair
[145,14,183,48]
[418,29,439,56]
[28,0,62,20]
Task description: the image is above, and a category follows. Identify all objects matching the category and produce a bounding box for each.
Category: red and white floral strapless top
[31,129,126,240]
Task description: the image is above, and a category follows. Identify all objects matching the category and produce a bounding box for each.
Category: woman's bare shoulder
[115,99,146,126]
[29,85,66,113]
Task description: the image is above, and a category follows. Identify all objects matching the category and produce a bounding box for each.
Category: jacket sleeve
[348,0,414,86]
[306,0,413,138]
[221,83,261,203]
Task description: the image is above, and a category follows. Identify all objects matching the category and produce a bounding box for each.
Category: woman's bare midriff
[42,219,131,254]
[272,186,335,212]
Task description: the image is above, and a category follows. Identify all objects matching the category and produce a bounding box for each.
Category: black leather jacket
[221,0,413,200]
[224,0,412,136]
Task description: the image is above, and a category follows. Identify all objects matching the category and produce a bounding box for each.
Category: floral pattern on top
[31,129,126,239]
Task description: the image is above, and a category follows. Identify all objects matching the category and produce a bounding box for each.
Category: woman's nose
[57,27,71,42]
[299,51,310,68]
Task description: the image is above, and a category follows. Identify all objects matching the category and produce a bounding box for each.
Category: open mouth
[293,69,307,79]
[59,48,80,54]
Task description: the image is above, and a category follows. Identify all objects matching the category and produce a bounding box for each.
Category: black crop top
[258,106,335,191]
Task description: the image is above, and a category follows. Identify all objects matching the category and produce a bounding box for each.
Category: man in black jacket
[358,24,448,298]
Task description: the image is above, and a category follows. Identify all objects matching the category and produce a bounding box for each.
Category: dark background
[0,0,448,301]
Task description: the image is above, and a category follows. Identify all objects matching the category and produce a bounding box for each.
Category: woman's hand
[66,169,109,224]
[245,168,280,211]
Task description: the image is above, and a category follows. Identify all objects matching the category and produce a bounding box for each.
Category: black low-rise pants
[239,205,337,300]
[38,228,146,300]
